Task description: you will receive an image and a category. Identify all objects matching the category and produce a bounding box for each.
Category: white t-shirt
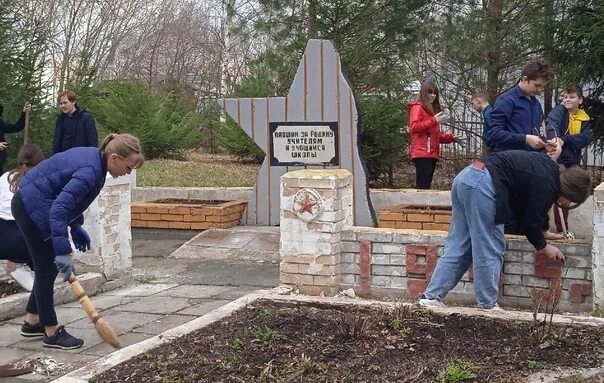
[0,172,15,221]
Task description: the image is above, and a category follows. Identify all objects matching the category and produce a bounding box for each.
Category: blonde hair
[100,133,145,168]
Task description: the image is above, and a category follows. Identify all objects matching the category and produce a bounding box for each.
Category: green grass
[137,152,260,187]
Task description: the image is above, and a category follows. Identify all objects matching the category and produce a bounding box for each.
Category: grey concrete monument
[219,39,376,227]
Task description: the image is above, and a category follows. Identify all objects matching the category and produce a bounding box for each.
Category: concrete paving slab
[115,296,190,315]
[189,229,257,249]
[176,300,231,316]
[102,283,177,297]
[83,332,153,357]
[0,322,25,346]
[60,294,138,311]
[214,288,263,300]
[131,314,197,335]
[53,307,88,325]
[0,346,36,364]
[180,260,279,287]
[68,311,161,335]
[156,284,236,299]
[14,349,100,382]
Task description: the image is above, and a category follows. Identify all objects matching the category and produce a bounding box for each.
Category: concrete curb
[0,272,104,322]
[52,289,603,383]
[51,285,292,383]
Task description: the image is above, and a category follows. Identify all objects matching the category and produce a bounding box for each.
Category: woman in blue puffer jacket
[11,133,144,350]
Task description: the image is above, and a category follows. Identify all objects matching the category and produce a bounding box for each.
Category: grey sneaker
[479,303,504,312]
[418,295,445,308]
[10,265,34,292]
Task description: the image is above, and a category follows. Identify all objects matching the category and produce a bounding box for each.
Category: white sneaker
[418,296,446,308]
[10,265,35,292]
[479,303,503,312]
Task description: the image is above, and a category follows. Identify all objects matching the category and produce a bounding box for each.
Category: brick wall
[378,205,451,231]
[131,200,247,230]
[339,228,593,313]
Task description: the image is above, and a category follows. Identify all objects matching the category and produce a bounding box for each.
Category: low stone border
[131,200,247,230]
[52,285,292,383]
[52,288,603,382]
[0,273,104,321]
[378,204,452,230]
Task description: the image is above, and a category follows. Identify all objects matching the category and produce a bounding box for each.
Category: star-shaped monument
[219,39,376,227]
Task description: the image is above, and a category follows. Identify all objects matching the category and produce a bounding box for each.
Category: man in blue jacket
[489,58,555,153]
[52,90,98,154]
[0,101,31,172]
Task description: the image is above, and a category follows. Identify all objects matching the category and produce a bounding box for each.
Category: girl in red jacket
[408,81,463,189]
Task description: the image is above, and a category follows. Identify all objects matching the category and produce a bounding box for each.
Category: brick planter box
[131,199,248,230]
[378,204,452,231]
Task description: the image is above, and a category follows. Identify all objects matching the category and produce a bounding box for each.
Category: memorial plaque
[270,122,338,166]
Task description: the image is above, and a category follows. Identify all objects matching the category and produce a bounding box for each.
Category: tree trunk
[486,0,503,103]
[307,0,317,39]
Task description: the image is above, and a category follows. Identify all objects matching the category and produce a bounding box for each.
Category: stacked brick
[378,204,451,231]
[131,200,247,230]
[339,228,593,313]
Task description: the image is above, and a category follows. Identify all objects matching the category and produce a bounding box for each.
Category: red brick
[191,208,214,216]
[145,205,172,214]
[131,205,147,214]
[534,252,563,279]
[140,213,161,221]
[532,278,562,305]
[183,214,206,222]
[395,222,422,230]
[406,278,428,298]
[147,220,170,229]
[162,214,184,222]
[169,221,191,229]
[190,222,211,230]
[131,213,140,220]
[406,245,437,279]
[379,212,405,221]
[131,220,147,228]
[168,207,191,215]
[359,240,372,294]
[569,283,591,304]
[422,223,449,231]
[433,214,451,223]
[407,213,433,223]
[379,221,397,229]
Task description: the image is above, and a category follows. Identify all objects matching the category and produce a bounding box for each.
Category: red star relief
[297,195,317,215]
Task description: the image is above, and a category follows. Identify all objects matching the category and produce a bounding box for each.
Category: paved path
[0,229,280,382]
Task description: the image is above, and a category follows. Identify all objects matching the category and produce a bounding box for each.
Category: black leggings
[0,218,34,269]
[11,191,59,326]
[412,158,437,189]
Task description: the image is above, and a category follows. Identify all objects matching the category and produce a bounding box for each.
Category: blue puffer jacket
[546,105,592,166]
[18,147,107,255]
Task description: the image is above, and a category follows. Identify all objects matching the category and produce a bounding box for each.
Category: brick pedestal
[279,169,353,295]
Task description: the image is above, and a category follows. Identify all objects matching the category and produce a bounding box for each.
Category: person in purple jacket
[12,133,144,350]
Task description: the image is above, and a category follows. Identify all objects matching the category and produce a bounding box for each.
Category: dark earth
[91,301,604,383]
[0,279,24,298]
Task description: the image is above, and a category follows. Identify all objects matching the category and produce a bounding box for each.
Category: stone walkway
[0,228,280,382]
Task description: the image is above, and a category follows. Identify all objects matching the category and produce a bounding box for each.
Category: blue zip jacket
[18,147,107,255]
[546,105,592,166]
[489,85,544,152]
[482,104,493,148]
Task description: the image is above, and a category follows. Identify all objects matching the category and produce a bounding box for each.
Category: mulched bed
[0,279,25,298]
[92,301,604,383]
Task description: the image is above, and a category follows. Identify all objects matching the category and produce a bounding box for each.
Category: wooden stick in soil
[68,274,121,349]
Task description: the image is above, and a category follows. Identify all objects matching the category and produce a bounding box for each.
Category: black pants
[412,158,437,189]
[12,191,59,326]
[0,219,34,269]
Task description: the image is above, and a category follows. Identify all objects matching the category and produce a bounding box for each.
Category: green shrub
[215,116,265,163]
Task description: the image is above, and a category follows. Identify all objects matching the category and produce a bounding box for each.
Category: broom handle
[23,110,30,145]
[68,275,101,324]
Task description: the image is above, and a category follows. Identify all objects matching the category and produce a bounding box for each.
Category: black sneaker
[43,326,84,350]
[20,321,45,337]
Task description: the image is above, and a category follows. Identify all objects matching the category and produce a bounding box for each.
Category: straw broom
[68,274,121,349]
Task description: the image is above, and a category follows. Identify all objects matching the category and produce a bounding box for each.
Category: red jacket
[407,100,455,160]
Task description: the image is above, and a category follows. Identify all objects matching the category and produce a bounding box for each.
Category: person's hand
[22,101,31,114]
[536,244,565,262]
[546,138,563,160]
[0,142,7,151]
[454,137,467,149]
[71,225,91,252]
[435,111,450,124]
[525,134,546,150]
[54,253,75,282]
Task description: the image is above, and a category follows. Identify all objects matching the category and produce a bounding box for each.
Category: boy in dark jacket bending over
[419,150,591,310]
[52,90,98,154]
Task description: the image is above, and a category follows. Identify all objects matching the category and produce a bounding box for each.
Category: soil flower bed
[91,301,603,383]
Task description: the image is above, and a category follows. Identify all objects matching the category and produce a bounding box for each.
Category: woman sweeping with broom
[12,133,144,349]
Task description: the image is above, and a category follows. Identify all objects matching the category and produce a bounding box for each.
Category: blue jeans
[423,164,505,308]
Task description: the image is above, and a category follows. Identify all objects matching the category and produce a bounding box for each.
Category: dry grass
[136,151,260,187]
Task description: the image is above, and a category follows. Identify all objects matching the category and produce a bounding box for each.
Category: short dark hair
[521,58,554,82]
[564,85,583,98]
[472,91,489,102]
[559,166,591,206]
